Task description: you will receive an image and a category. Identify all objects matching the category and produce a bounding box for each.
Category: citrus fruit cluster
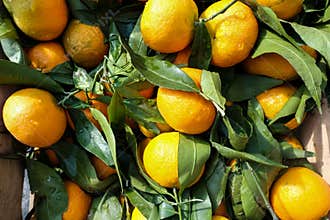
[0,0,329,219]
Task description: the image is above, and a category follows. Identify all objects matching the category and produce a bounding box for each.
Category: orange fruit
[74,91,108,131]
[62,181,92,220]
[243,45,318,80]
[270,167,330,220]
[214,202,228,217]
[283,135,304,150]
[3,0,68,41]
[143,132,205,188]
[256,85,301,130]
[45,149,59,166]
[139,122,173,138]
[173,47,192,66]
[63,20,108,69]
[27,42,69,73]
[212,216,229,220]
[2,88,67,148]
[157,67,216,134]
[131,207,147,220]
[200,0,258,67]
[140,0,198,53]
[254,0,303,20]
[138,86,154,99]
[90,156,116,180]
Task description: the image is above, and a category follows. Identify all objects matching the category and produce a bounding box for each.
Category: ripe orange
[131,207,147,220]
[63,20,108,69]
[143,132,205,188]
[254,0,303,20]
[28,42,69,73]
[200,0,258,67]
[256,85,301,130]
[243,45,318,80]
[139,122,173,138]
[214,202,228,217]
[283,135,304,150]
[140,0,198,53]
[173,47,192,66]
[45,149,59,166]
[157,67,216,134]
[270,167,330,220]
[212,216,229,220]
[62,181,92,220]
[2,88,67,148]
[90,156,116,180]
[3,0,68,41]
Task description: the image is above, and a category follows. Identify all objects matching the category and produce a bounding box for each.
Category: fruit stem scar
[200,0,237,23]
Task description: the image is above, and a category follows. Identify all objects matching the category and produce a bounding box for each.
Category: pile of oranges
[0,0,329,219]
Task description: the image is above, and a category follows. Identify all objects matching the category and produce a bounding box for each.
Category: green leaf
[90,108,124,191]
[320,5,330,22]
[0,59,64,93]
[242,162,279,220]
[190,182,212,220]
[296,88,311,123]
[189,21,212,69]
[223,73,283,102]
[88,192,123,220]
[206,156,230,212]
[52,141,115,193]
[48,62,74,85]
[269,86,304,125]
[73,66,103,94]
[69,109,114,166]
[128,16,148,56]
[0,18,18,39]
[66,0,97,25]
[290,22,330,67]
[128,161,158,194]
[280,142,315,159]
[108,91,126,125]
[108,19,123,62]
[252,29,323,110]
[201,70,226,116]
[211,142,286,168]
[125,189,156,219]
[27,160,68,220]
[159,201,176,219]
[178,134,211,189]
[1,38,27,64]
[122,40,199,92]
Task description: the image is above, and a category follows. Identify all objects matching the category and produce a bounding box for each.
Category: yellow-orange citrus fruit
[62,181,92,220]
[90,156,116,180]
[139,122,173,138]
[28,42,69,73]
[283,135,304,150]
[74,91,108,131]
[45,149,59,166]
[63,20,108,69]
[201,0,258,67]
[256,85,301,130]
[3,0,68,41]
[140,0,198,53]
[143,132,205,188]
[270,167,330,220]
[173,47,192,66]
[254,0,303,20]
[157,68,216,134]
[243,45,318,80]
[3,88,67,148]
[212,216,229,220]
[138,86,154,99]
[131,207,147,220]
[214,202,228,217]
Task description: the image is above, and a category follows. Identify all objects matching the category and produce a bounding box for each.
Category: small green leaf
[211,142,286,168]
[201,70,226,115]
[189,21,212,69]
[66,0,97,24]
[290,22,330,67]
[27,160,68,220]
[128,161,158,194]
[88,192,123,220]
[52,141,115,193]
[320,5,330,22]
[73,66,103,94]
[48,62,74,85]
[190,182,212,220]
[280,142,315,159]
[178,134,211,189]
[0,18,18,39]
[252,29,323,110]
[129,16,148,56]
[296,88,311,123]
[159,201,176,219]
[0,59,64,93]
[1,38,27,64]
[108,91,126,125]
[108,19,123,62]
[69,109,114,166]
[125,189,156,219]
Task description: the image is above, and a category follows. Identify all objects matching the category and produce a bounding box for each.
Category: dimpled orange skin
[283,135,304,150]
[90,156,116,180]
[28,42,69,73]
[62,181,92,220]
[173,47,192,66]
[140,0,198,53]
[243,45,318,81]
[2,88,67,148]
[63,20,108,69]
[3,0,68,41]
[255,0,303,20]
[201,0,258,67]
[270,167,330,220]
[157,68,216,134]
